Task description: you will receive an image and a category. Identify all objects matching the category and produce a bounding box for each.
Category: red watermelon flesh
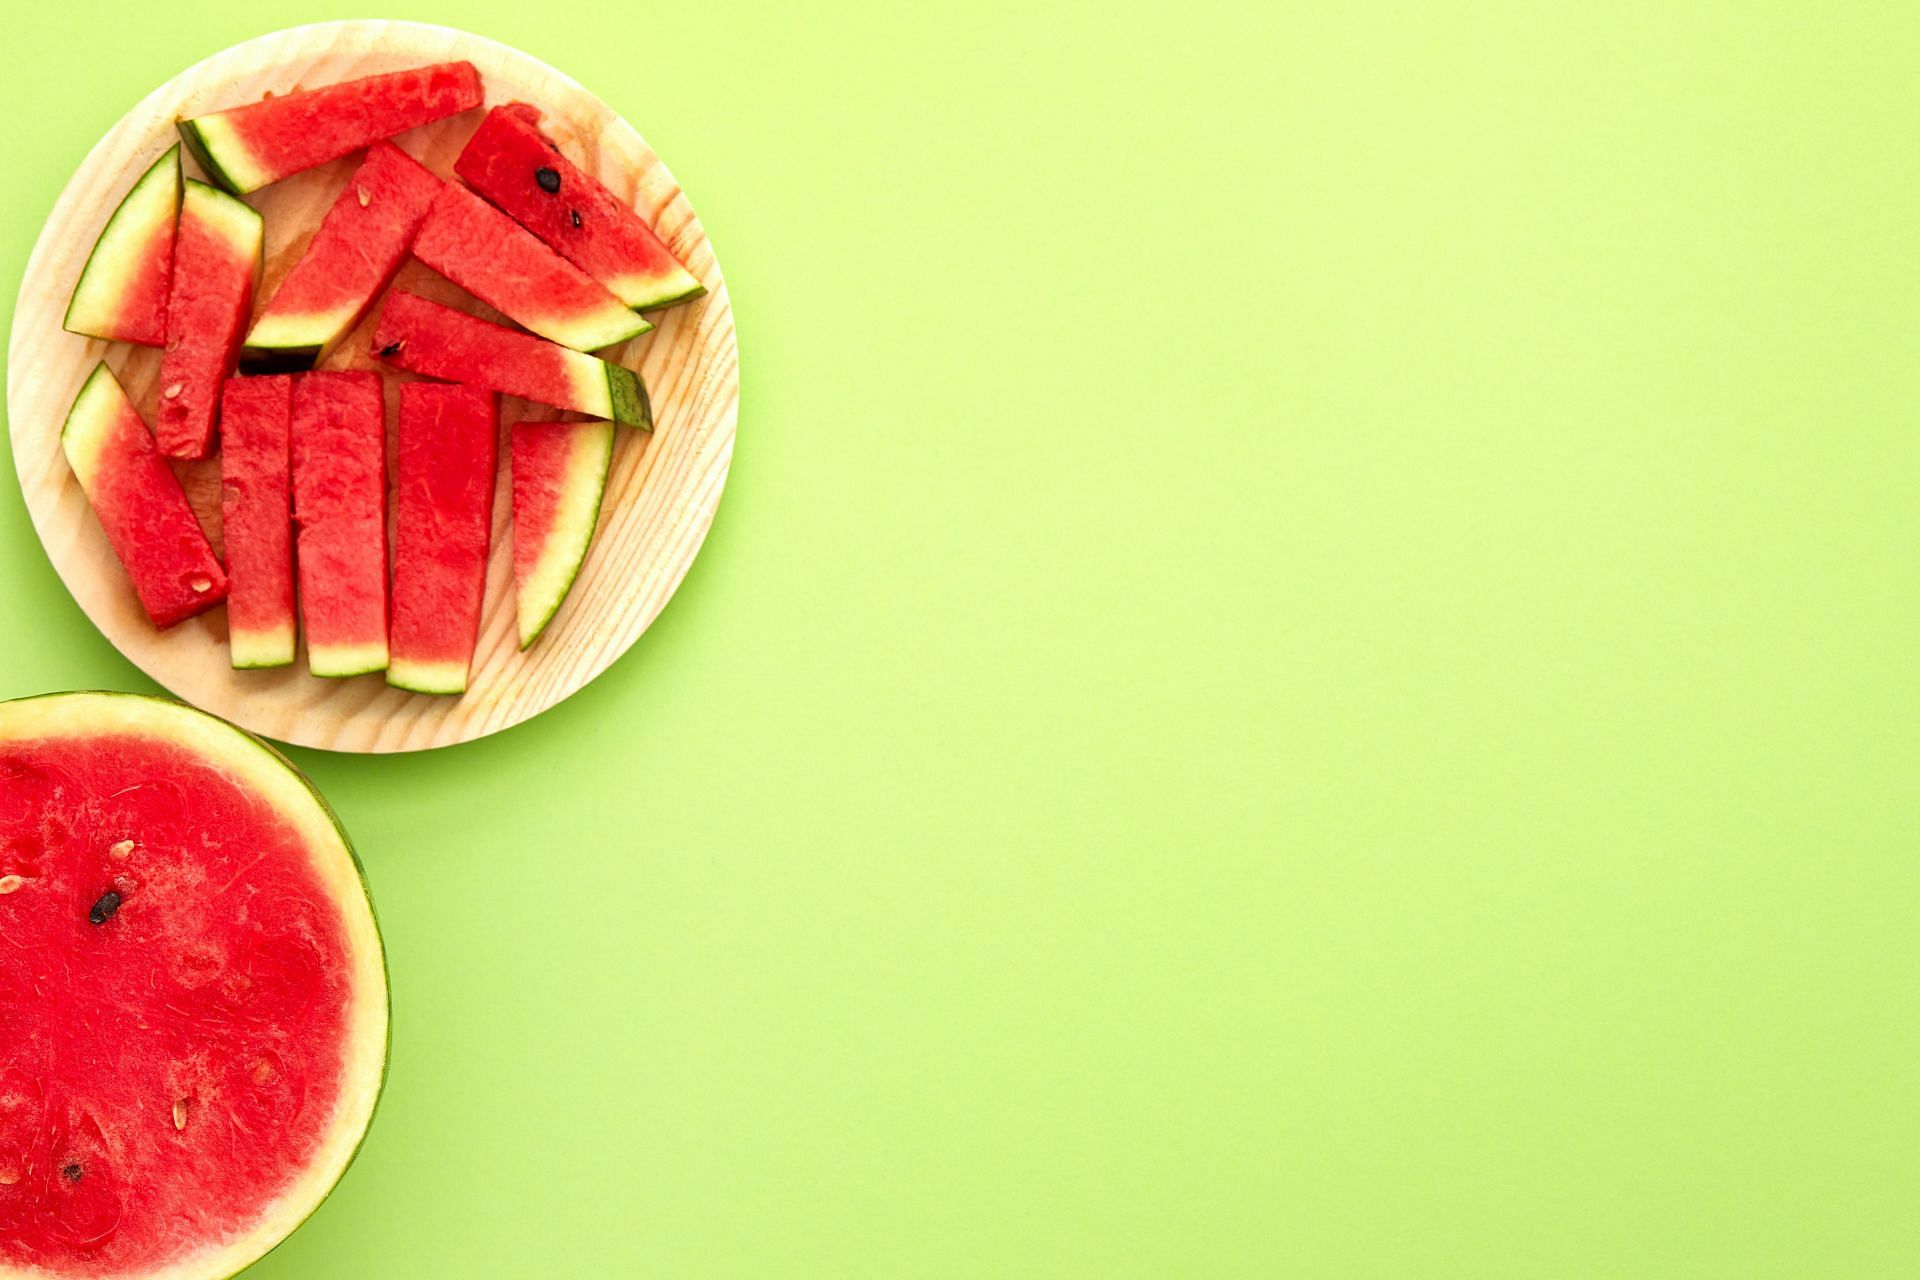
[454,103,705,312]
[178,62,482,196]
[0,691,387,1279]
[410,182,651,352]
[60,363,226,629]
[389,383,498,695]
[243,143,443,372]
[155,182,262,460]
[292,372,388,678]
[371,291,651,427]
[219,376,296,669]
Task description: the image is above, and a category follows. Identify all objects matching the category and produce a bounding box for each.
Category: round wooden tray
[7,21,738,752]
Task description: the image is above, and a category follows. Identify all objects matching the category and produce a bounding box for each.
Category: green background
[3,2,1916,1275]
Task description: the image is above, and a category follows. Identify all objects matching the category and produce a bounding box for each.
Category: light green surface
[3,3,1916,1276]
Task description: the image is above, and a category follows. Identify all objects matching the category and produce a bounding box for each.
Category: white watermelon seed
[0,875,22,895]
[163,382,185,400]
[109,839,136,860]
[173,1099,189,1131]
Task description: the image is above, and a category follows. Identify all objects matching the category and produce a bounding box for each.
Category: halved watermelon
[63,145,181,347]
[455,103,705,312]
[512,419,615,648]
[410,183,652,352]
[389,383,498,695]
[0,690,387,1280]
[243,143,442,372]
[291,372,388,678]
[155,182,262,461]
[179,61,482,196]
[372,291,651,427]
[219,376,296,669]
[61,363,226,629]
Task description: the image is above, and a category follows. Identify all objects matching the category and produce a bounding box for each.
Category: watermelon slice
[455,103,705,312]
[512,419,616,648]
[291,372,388,678]
[243,143,443,372]
[155,181,262,460]
[389,383,498,695]
[63,145,181,346]
[372,291,651,427]
[60,363,226,629]
[220,376,296,669]
[411,183,652,352]
[0,691,387,1280]
[179,61,482,195]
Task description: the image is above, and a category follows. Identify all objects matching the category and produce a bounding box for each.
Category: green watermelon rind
[176,117,247,196]
[63,145,182,343]
[606,364,653,430]
[519,424,617,650]
[0,689,391,1280]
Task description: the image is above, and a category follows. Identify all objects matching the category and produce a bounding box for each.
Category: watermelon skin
[155,182,262,460]
[63,145,180,347]
[389,383,499,695]
[0,690,388,1280]
[178,61,482,196]
[291,372,389,678]
[411,183,652,352]
[372,291,651,427]
[60,363,227,629]
[243,143,442,373]
[219,376,296,669]
[512,419,616,648]
[455,103,705,313]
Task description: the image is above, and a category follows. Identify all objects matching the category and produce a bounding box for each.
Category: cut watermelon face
[63,145,180,347]
[512,419,616,648]
[179,61,482,196]
[291,372,388,678]
[0,691,387,1279]
[220,376,296,669]
[61,363,226,629]
[455,103,705,312]
[372,291,651,427]
[155,182,262,461]
[243,143,443,372]
[389,383,498,695]
[411,183,652,352]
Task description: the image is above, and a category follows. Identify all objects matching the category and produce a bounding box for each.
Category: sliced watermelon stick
[390,383,498,695]
[372,291,651,427]
[64,145,181,346]
[411,183,652,352]
[61,363,226,628]
[244,143,442,372]
[292,372,388,677]
[155,181,262,460]
[455,103,704,312]
[512,419,615,648]
[180,61,482,195]
[220,376,296,668]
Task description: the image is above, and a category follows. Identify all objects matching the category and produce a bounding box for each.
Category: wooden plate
[6,21,738,752]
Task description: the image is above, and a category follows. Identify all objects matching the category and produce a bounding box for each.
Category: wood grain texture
[7,21,737,752]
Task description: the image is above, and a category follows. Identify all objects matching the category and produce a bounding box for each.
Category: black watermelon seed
[88,891,122,925]
[379,341,403,358]
[62,1163,82,1182]
[570,209,583,229]
[536,167,561,194]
